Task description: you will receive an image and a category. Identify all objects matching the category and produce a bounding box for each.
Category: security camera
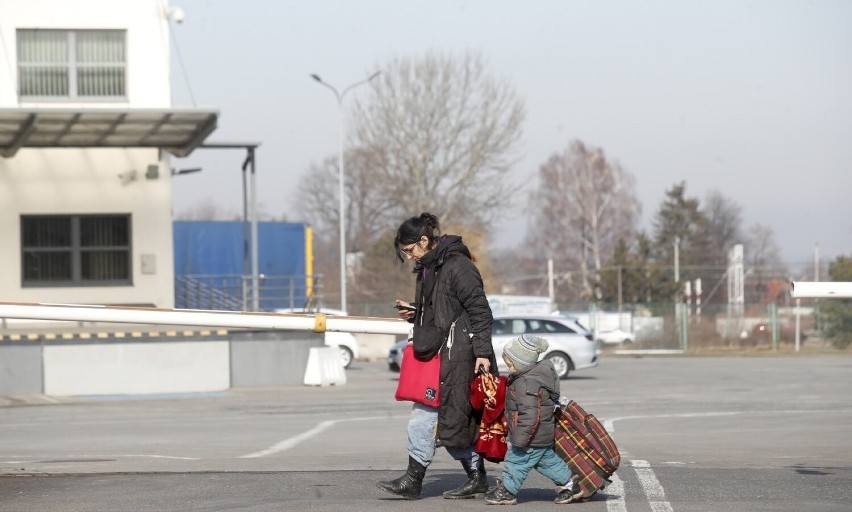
[118,169,137,184]
[168,6,185,23]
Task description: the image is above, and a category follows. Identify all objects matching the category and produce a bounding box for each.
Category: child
[484,334,582,505]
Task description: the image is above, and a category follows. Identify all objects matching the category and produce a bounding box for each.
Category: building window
[17,29,126,99]
[21,215,132,287]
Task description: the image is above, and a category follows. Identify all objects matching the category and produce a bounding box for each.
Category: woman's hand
[394,300,416,321]
[475,357,490,374]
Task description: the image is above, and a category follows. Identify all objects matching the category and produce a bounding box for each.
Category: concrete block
[303,347,346,386]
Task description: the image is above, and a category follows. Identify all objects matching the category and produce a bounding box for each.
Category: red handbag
[395,344,441,406]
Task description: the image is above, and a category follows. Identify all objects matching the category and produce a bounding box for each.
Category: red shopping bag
[394,344,441,406]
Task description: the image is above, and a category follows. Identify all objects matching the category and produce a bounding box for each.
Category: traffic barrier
[303,346,346,386]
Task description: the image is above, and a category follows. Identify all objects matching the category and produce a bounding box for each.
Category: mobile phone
[394,303,416,311]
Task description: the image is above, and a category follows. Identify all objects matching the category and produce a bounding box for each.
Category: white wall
[0,0,173,107]
[0,0,179,307]
[0,148,176,306]
[43,341,230,395]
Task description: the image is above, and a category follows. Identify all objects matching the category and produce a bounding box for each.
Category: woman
[376,212,497,500]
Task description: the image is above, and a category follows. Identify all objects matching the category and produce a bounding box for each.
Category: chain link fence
[343,299,823,352]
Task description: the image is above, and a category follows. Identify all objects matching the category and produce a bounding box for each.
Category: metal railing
[175,274,323,312]
[550,300,819,351]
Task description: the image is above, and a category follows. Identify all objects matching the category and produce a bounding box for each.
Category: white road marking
[122,454,200,460]
[239,415,408,459]
[598,408,852,510]
[605,473,627,512]
[631,459,674,512]
[0,454,200,463]
[602,407,852,434]
[603,411,740,433]
[1,416,411,463]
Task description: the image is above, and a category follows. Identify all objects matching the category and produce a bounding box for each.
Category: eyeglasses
[400,243,417,255]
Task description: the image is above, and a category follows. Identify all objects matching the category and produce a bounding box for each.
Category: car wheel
[547,352,572,379]
[622,338,633,344]
[338,346,354,368]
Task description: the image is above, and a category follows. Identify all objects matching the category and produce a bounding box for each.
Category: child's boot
[484,479,517,505]
[554,484,575,504]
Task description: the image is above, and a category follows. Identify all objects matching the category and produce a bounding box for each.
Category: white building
[0,0,218,308]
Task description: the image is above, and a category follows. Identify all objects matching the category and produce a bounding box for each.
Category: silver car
[492,315,598,379]
[596,328,635,345]
[388,338,406,372]
[389,315,597,379]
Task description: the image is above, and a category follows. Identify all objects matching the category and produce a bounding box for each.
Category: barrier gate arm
[789,282,852,299]
[0,301,412,336]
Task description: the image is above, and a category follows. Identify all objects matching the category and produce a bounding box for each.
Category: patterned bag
[470,372,508,462]
[553,400,620,496]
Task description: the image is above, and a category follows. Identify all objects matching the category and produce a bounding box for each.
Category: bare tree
[175,198,282,222]
[295,148,397,254]
[353,220,499,314]
[174,199,239,221]
[349,51,526,230]
[527,140,641,301]
[295,157,337,231]
[700,190,744,265]
[745,223,787,303]
[297,51,525,304]
[746,223,784,270]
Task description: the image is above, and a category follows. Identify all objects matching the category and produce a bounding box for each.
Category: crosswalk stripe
[631,459,674,512]
[605,473,627,512]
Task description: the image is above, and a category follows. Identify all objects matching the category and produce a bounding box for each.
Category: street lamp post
[311,71,380,313]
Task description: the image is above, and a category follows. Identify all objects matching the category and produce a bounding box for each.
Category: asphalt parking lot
[1,355,851,511]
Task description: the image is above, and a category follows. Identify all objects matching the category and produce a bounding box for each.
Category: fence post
[795,298,801,352]
[242,276,249,311]
[589,302,598,338]
[770,303,778,351]
[724,302,730,342]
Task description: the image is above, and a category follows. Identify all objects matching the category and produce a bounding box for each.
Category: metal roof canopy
[0,107,219,158]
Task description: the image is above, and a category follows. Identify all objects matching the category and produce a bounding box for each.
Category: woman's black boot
[442,458,487,499]
[375,456,427,500]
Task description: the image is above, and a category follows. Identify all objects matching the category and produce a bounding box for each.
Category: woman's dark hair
[394,212,441,262]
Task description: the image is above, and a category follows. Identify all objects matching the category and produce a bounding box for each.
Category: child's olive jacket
[505,359,560,448]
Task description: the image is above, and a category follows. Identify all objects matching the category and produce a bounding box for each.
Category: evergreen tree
[821,255,852,349]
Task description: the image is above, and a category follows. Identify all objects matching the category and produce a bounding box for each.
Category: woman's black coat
[410,235,496,449]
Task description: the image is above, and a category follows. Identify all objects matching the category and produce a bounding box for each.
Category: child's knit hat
[503,334,549,371]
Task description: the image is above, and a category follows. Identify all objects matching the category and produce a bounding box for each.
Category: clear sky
[168,0,852,272]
